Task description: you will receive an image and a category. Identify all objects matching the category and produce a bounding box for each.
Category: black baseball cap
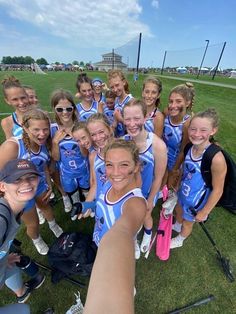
[0,159,39,183]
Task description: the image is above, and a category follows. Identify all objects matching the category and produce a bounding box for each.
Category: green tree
[36,58,48,65]
[72,60,79,65]
[79,61,84,67]
[25,56,35,64]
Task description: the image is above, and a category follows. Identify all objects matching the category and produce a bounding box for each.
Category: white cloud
[151,0,159,9]
[0,0,152,48]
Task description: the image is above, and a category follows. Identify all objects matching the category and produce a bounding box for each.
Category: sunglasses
[55,107,74,113]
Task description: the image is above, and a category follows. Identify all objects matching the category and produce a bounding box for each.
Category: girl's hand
[195,210,208,222]
[146,198,154,212]
[53,129,67,144]
[7,253,20,268]
[42,186,52,203]
[114,109,123,123]
[77,209,92,220]
[168,170,180,191]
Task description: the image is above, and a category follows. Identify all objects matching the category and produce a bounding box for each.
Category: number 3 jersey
[178,146,211,210]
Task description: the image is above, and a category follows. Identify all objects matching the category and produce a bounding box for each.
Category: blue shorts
[60,173,90,193]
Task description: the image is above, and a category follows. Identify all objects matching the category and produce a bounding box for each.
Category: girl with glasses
[51,89,90,208]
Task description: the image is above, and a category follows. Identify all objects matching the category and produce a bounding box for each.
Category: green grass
[0,71,236,313]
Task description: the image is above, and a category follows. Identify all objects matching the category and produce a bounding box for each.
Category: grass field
[0,71,236,313]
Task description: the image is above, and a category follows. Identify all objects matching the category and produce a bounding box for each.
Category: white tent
[176,67,188,74]
[229,71,236,79]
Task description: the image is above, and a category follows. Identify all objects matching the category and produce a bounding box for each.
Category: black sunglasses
[55,107,74,113]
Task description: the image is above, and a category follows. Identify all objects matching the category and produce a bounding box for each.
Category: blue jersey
[178,146,211,217]
[144,108,160,133]
[76,100,99,121]
[94,153,107,200]
[12,112,23,137]
[103,104,115,125]
[124,132,155,199]
[51,123,88,177]
[16,137,50,179]
[163,114,190,170]
[93,181,144,246]
[114,94,133,137]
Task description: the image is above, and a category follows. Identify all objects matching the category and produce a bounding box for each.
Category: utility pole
[197,40,209,79]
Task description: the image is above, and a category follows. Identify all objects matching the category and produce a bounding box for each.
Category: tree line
[1,56,90,67]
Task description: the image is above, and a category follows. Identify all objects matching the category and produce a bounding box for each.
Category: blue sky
[0,0,235,69]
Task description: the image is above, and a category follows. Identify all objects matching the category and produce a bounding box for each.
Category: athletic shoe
[140,232,152,253]
[25,273,46,291]
[36,207,45,225]
[71,191,80,204]
[33,237,49,255]
[162,190,178,216]
[65,291,84,314]
[172,222,182,233]
[49,223,63,238]
[134,240,141,260]
[170,235,184,249]
[63,195,72,213]
[50,192,55,200]
[17,286,31,303]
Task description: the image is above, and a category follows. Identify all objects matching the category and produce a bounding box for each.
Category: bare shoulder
[152,133,167,152]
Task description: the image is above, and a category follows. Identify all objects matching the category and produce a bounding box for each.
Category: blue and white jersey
[163,114,190,171]
[124,132,155,198]
[144,108,160,133]
[114,94,133,137]
[178,146,211,210]
[16,137,50,181]
[76,100,99,121]
[103,104,114,125]
[93,181,145,246]
[94,153,107,200]
[51,122,89,177]
[12,112,23,137]
[95,94,106,104]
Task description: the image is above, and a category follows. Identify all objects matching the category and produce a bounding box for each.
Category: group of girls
[0,70,227,265]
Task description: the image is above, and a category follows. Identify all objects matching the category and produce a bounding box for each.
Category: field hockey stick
[190,208,235,282]
[144,232,157,259]
[34,261,86,288]
[167,294,215,314]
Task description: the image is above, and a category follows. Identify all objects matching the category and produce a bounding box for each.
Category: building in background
[93,52,127,71]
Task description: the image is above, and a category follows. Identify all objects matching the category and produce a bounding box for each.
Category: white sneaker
[71,191,80,204]
[162,191,178,217]
[172,222,182,233]
[36,207,45,225]
[170,235,184,249]
[66,291,84,314]
[63,195,72,213]
[140,232,152,253]
[49,223,63,238]
[33,236,49,255]
[50,192,55,200]
[134,240,141,260]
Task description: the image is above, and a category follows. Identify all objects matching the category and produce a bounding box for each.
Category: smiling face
[142,82,160,108]
[25,88,39,107]
[105,148,138,193]
[24,119,50,146]
[79,82,94,102]
[168,92,190,118]
[109,76,125,98]
[0,173,39,204]
[188,117,217,146]
[5,87,30,113]
[123,105,145,137]
[73,128,92,150]
[54,98,74,124]
[87,120,112,150]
